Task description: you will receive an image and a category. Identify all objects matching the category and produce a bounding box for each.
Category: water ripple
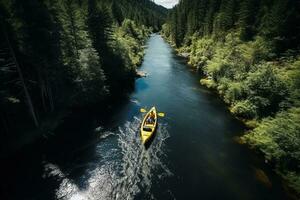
[45,116,171,200]
[114,116,172,199]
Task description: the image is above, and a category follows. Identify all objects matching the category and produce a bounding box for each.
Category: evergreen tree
[0,0,166,148]
[111,1,123,25]
[238,0,259,40]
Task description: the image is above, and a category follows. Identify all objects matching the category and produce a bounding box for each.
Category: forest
[162,0,300,194]
[1,0,300,198]
[0,0,166,153]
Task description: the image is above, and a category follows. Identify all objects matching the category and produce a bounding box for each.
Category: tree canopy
[0,0,166,147]
[162,0,300,194]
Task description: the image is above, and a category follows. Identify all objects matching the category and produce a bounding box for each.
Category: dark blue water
[4,34,290,200]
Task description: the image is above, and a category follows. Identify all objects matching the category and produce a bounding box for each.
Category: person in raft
[146,112,155,124]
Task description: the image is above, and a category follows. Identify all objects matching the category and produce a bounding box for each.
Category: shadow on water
[0,75,145,200]
[1,108,115,200]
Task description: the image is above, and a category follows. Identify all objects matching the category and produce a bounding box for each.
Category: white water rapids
[43,116,172,200]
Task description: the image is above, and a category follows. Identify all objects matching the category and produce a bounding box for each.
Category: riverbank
[0,22,152,159]
[161,32,300,198]
[1,0,166,159]
[0,34,293,200]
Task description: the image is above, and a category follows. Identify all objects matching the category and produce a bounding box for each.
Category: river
[2,34,290,200]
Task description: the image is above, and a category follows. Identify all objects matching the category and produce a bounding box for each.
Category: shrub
[243,108,300,171]
[224,82,246,103]
[231,100,257,119]
[200,78,217,89]
[246,64,288,117]
[189,37,215,66]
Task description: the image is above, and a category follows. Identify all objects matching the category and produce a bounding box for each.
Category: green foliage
[258,0,300,53]
[286,59,300,107]
[212,0,236,38]
[165,0,300,51]
[243,108,300,170]
[181,31,290,119]
[0,0,164,143]
[231,100,257,119]
[188,36,215,67]
[113,19,151,70]
[223,82,246,104]
[282,171,300,194]
[76,47,107,104]
[246,64,288,116]
[161,23,171,39]
[240,36,275,63]
[164,0,300,193]
[52,0,107,105]
[102,0,167,31]
[200,78,217,89]
[238,0,259,41]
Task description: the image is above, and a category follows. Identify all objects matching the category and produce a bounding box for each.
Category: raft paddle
[158,113,165,117]
[140,108,165,117]
[140,108,147,113]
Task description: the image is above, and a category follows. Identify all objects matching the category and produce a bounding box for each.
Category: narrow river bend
[5,34,290,200]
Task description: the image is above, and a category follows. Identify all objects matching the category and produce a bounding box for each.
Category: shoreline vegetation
[1,0,300,198]
[163,36,300,198]
[0,0,166,156]
[161,0,300,197]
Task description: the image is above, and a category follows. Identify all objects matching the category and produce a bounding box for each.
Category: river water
[3,34,290,200]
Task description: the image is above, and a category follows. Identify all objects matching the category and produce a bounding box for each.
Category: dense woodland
[162,0,300,194]
[1,0,300,197]
[0,0,166,152]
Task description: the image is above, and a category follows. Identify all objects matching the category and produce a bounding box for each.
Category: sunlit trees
[242,107,300,187]
[0,0,165,147]
[163,0,300,192]
[245,65,288,117]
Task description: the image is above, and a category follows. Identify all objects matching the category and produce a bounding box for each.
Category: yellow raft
[140,107,157,144]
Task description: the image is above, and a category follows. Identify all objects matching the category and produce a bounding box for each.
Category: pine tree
[203,0,220,36]
[238,0,259,40]
[55,0,107,104]
[111,0,123,25]
[213,0,236,39]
